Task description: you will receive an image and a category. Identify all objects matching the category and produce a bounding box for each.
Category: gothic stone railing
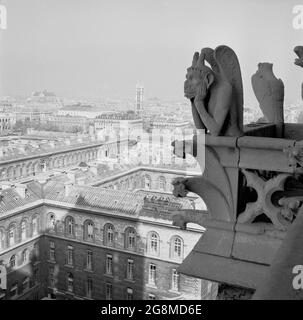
[171,123,303,294]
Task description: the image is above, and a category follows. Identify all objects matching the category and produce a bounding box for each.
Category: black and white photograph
[0,0,303,309]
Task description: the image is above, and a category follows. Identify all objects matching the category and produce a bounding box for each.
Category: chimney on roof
[14,183,27,199]
[64,180,73,196]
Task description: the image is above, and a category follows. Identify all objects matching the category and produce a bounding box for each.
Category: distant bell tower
[135,83,144,114]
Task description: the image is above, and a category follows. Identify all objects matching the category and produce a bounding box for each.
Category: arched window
[48,213,56,231]
[104,224,115,246]
[67,272,74,292]
[148,231,159,255]
[125,227,136,250]
[22,249,29,264]
[158,176,166,191]
[21,220,27,241]
[32,215,38,236]
[10,255,16,269]
[65,216,75,236]
[84,220,94,241]
[170,236,184,260]
[8,224,16,246]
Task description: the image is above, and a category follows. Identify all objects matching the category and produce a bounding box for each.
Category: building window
[106,283,112,300]
[10,255,16,269]
[126,288,133,300]
[106,254,113,275]
[86,277,93,298]
[127,259,134,280]
[67,245,74,266]
[159,176,166,191]
[21,221,27,241]
[104,224,115,246]
[171,236,183,260]
[10,284,18,298]
[65,216,75,236]
[84,220,94,241]
[22,249,29,264]
[67,273,74,292]
[49,241,56,262]
[144,175,151,189]
[32,216,38,236]
[148,294,156,300]
[33,267,39,285]
[86,250,93,270]
[49,266,55,288]
[8,224,15,246]
[48,213,56,231]
[34,242,39,259]
[0,229,5,250]
[148,232,159,255]
[148,264,156,285]
[22,277,30,292]
[171,269,179,291]
[125,228,136,250]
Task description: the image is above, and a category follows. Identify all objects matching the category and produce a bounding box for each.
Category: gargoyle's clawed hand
[194,83,208,106]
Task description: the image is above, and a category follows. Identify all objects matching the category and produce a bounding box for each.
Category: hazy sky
[0,0,302,106]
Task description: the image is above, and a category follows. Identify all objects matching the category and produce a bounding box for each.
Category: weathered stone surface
[238,136,295,172]
[178,251,267,290]
[232,230,282,265]
[251,63,284,133]
[253,210,303,299]
[238,169,291,230]
[184,46,243,136]
[192,226,235,257]
[294,46,303,68]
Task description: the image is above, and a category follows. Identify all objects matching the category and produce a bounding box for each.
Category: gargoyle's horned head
[184,50,215,100]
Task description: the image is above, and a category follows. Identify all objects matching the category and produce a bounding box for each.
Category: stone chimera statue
[184,45,244,136]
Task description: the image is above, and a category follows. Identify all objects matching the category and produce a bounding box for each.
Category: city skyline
[0,0,302,106]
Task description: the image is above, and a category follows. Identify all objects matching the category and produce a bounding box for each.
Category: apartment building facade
[0,180,217,300]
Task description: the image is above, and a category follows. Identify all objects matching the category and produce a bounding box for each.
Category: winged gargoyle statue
[184,45,244,137]
[171,46,243,225]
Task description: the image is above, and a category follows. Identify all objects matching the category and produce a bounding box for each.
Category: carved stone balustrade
[172,122,303,295]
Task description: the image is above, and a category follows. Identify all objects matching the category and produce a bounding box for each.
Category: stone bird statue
[294,46,303,68]
[251,63,284,136]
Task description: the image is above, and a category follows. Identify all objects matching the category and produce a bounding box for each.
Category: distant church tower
[135,83,144,114]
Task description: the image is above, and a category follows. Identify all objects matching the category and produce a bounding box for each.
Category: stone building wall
[0,201,215,300]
